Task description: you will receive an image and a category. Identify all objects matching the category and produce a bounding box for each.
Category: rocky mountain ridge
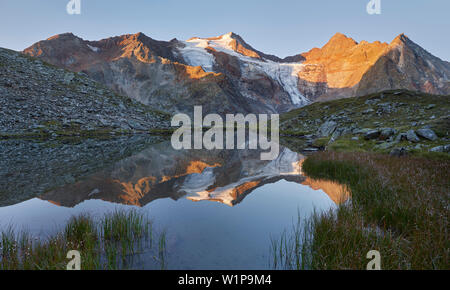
[23,32,450,115]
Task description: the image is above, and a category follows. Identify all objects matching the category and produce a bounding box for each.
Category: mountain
[187,32,284,62]
[24,32,303,115]
[0,47,170,138]
[297,33,450,101]
[23,32,450,114]
[355,34,450,97]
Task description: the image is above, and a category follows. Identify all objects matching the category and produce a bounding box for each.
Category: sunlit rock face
[24,32,449,113]
[295,33,389,100]
[23,32,307,115]
[294,33,450,101]
[355,34,450,97]
[23,33,245,116]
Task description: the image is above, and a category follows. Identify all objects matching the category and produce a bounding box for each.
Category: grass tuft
[274,152,449,269]
[0,209,166,270]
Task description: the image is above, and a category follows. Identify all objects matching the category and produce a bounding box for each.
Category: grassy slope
[300,152,449,269]
[275,90,450,269]
[280,89,450,156]
[273,151,449,269]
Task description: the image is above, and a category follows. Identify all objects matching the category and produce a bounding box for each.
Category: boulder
[406,130,420,143]
[317,121,337,137]
[379,128,397,140]
[390,147,408,157]
[430,145,450,153]
[413,144,423,150]
[364,130,381,140]
[374,142,395,150]
[353,128,371,134]
[63,72,75,85]
[416,128,438,141]
[303,147,320,152]
[127,120,147,130]
[362,108,375,114]
[395,133,407,142]
[330,127,352,139]
[430,146,444,152]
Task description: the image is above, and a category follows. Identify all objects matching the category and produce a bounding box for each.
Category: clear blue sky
[0,0,449,60]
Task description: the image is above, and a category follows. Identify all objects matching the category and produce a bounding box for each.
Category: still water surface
[0,138,349,269]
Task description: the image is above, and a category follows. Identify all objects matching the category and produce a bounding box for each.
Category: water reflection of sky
[0,179,344,269]
[0,142,349,269]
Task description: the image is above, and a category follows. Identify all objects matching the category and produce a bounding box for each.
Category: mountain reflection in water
[0,139,351,269]
[40,142,349,208]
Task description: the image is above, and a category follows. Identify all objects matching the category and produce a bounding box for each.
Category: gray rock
[416,128,438,141]
[390,147,408,157]
[63,174,76,184]
[374,142,395,150]
[330,127,352,139]
[88,188,101,197]
[127,120,146,131]
[379,128,397,140]
[63,72,75,84]
[343,128,353,136]
[430,146,444,152]
[352,128,365,134]
[317,121,337,137]
[303,147,320,152]
[395,133,407,142]
[362,108,375,114]
[365,99,378,105]
[119,122,131,130]
[406,130,420,143]
[330,130,341,140]
[413,144,423,150]
[430,145,450,153]
[364,130,381,140]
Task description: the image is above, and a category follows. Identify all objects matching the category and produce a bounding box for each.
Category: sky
[0,0,449,60]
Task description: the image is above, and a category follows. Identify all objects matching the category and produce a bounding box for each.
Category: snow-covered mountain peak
[24,32,450,115]
[186,32,248,55]
[178,33,310,106]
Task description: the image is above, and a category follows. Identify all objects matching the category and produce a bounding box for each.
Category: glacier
[177,34,309,106]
